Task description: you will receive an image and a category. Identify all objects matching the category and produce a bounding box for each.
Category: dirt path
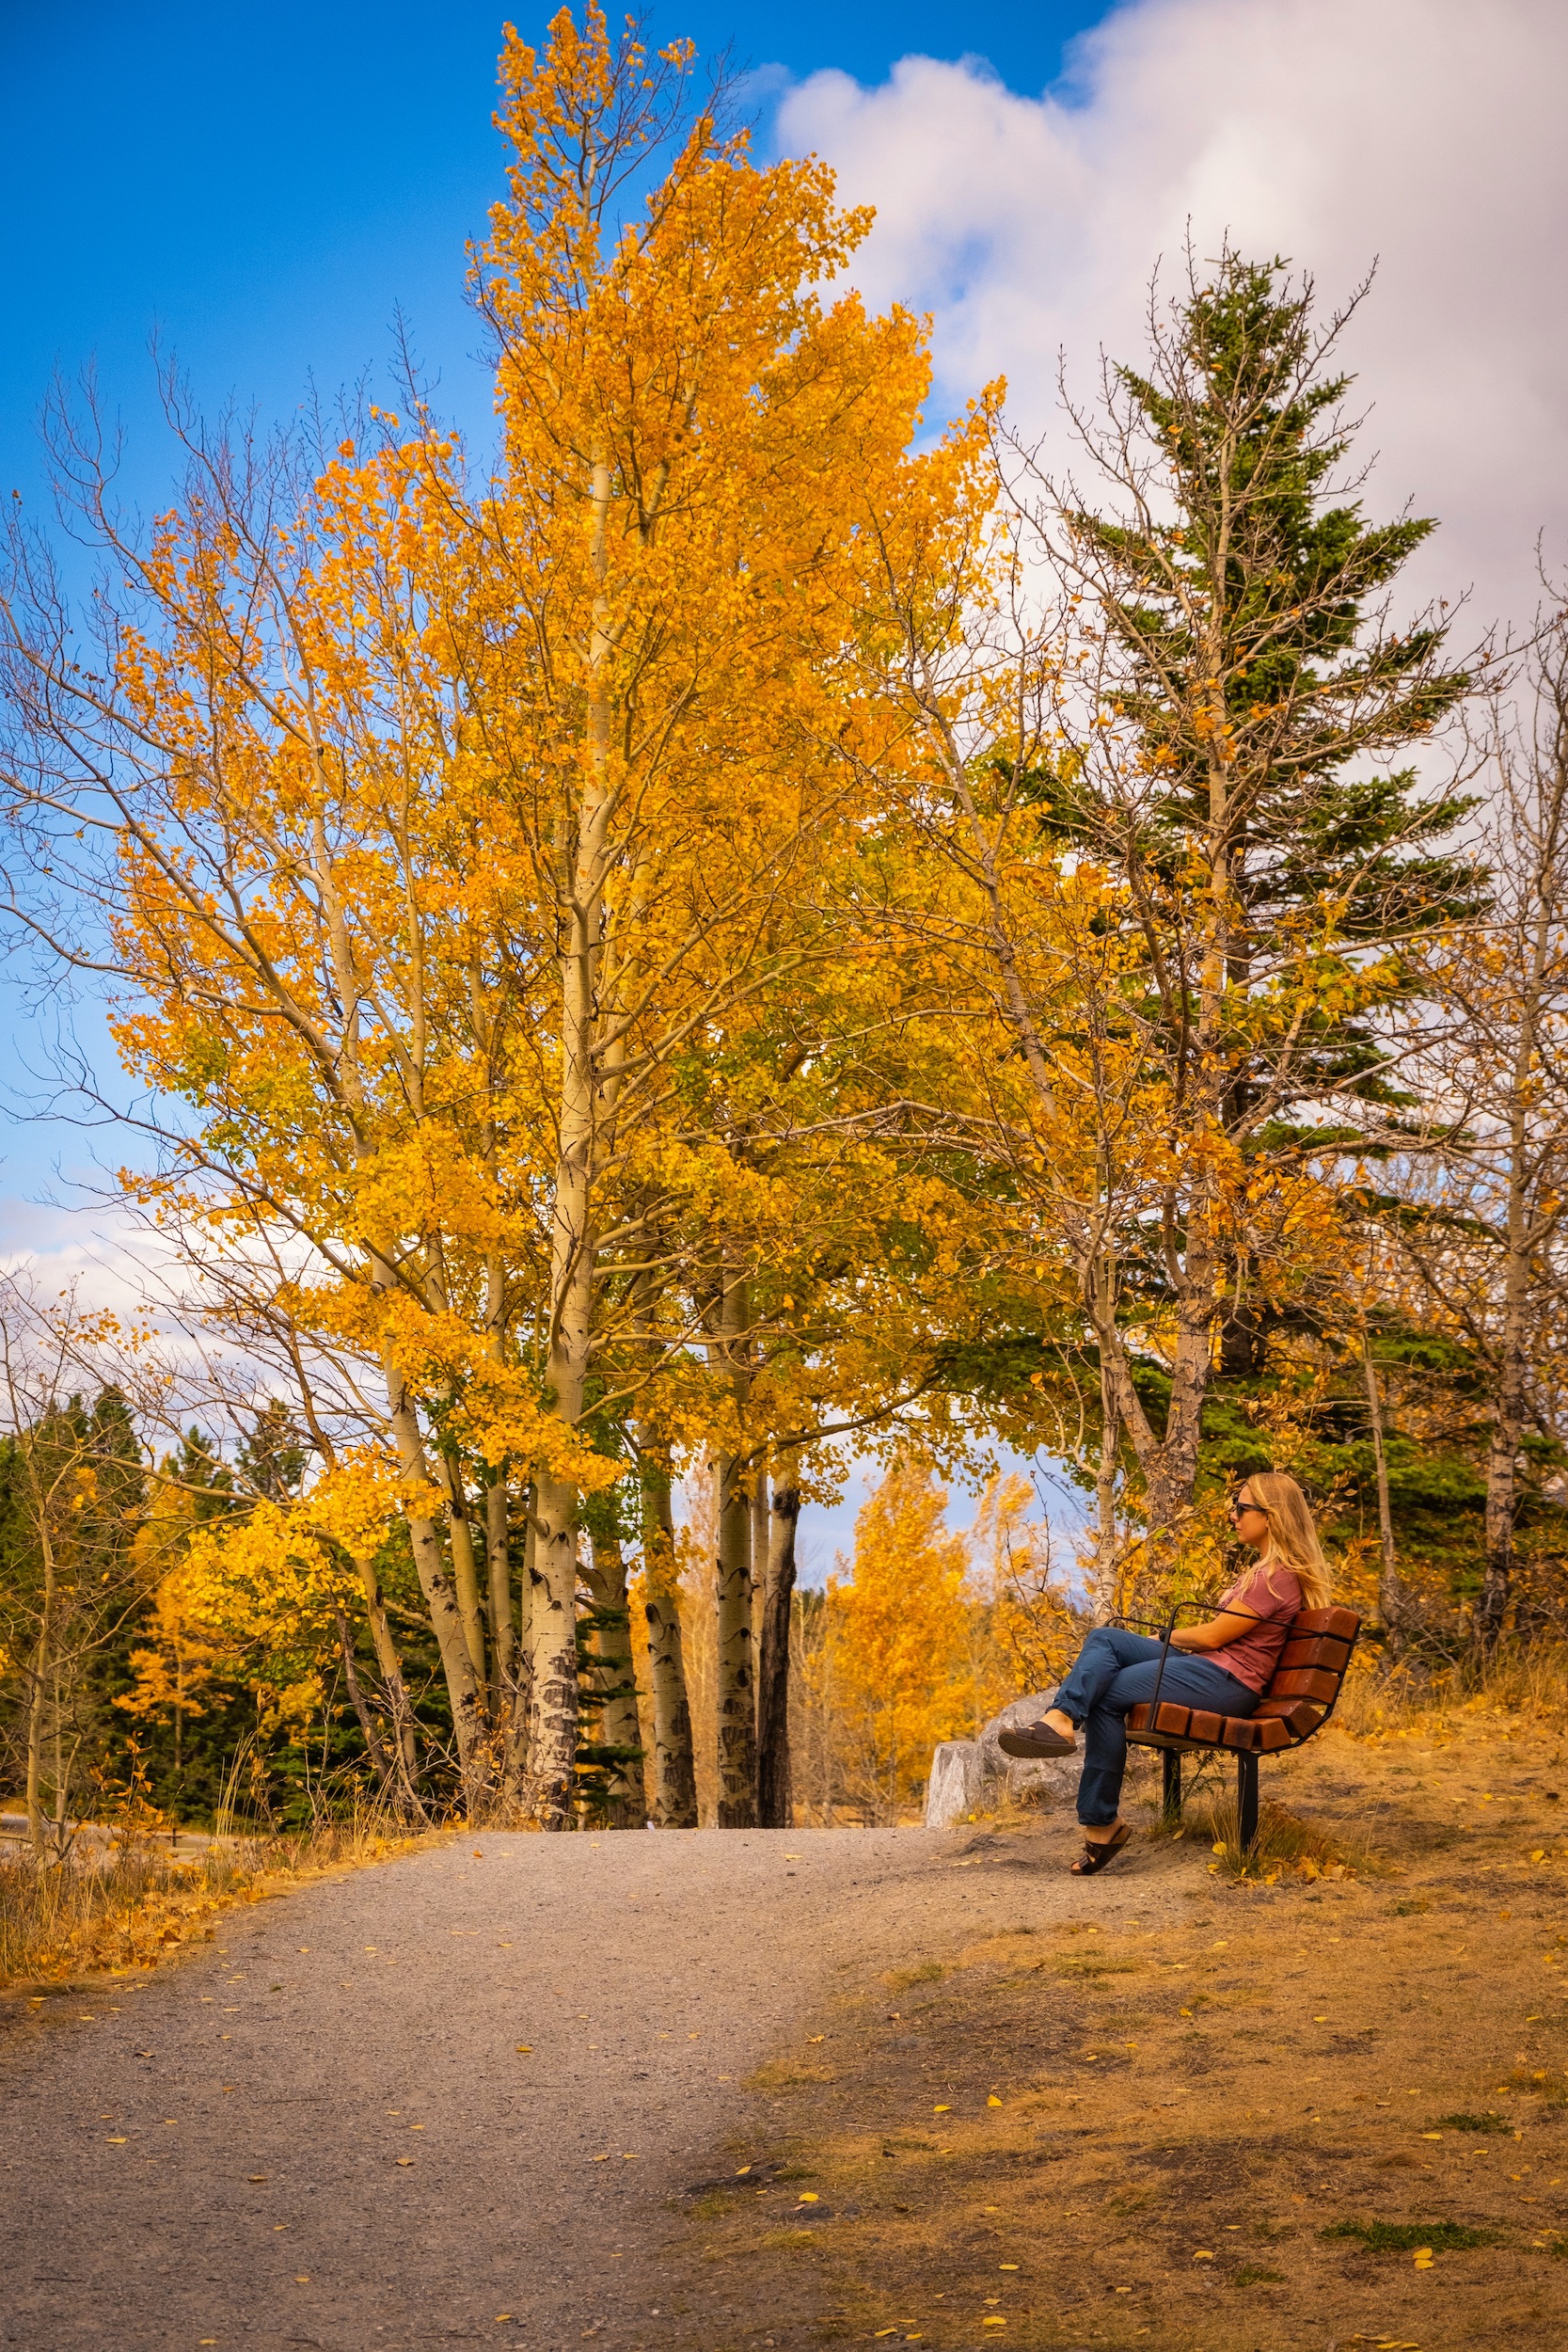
[3,1821,1169,2352]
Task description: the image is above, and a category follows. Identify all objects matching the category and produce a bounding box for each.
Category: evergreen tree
[1028,246,1478,1524]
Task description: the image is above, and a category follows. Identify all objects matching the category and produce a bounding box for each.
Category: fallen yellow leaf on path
[515,2044,531,2054]
[933,2105,951,2113]
[397,2157,415,2167]
[987,2095,1002,2107]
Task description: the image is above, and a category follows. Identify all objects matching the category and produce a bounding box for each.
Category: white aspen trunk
[526,451,618,1828]
[1480,1168,1531,1650]
[485,1470,517,1718]
[756,1481,799,1829]
[502,1497,537,1806]
[1092,1252,1121,1621]
[585,1532,646,1826]
[711,1277,758,1828]
[1363,1345,1402,1644]
[1479,846,1556,1649]
[435,1448,490,1707]
[352,1550,427,1820]
[639,1450,698,1828]
[382,1346,487,1806]
[24,1489,56,1862]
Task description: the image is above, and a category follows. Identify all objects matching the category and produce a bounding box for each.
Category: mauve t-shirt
[1212,1564,1303,1693]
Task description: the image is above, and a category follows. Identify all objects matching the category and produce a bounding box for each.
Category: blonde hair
[1242,1471,1331,1611]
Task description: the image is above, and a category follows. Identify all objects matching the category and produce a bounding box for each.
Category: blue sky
[0,2,1110,523]
[0,0,1110,1194]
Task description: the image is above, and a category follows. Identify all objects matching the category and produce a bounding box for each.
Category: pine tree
[1028,246,1478,1525]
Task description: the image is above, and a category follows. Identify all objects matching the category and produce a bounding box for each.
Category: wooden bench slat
[1268,1665,1342,1701]
[1277,1635,1352,1672]
[1253,1697,1324,1735]
[1291,1605,1359,1640]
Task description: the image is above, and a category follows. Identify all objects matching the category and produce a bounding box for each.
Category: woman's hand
[1171,1610,1258,1653]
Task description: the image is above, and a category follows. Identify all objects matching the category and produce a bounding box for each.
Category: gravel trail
[2,1823,1115,2352]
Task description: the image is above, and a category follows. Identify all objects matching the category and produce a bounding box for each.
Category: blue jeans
[1052,1627,1259,1828]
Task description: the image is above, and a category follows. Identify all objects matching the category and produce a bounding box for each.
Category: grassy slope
[663,1717,1568,2351]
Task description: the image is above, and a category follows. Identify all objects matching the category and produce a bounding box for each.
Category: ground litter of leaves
[660,1723,1568,2352]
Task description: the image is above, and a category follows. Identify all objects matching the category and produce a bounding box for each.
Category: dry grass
[1184,1789,1373,1884]
[0,1806,444,1994]
[1334,1635,1568,1741]
[662,1715,1568,2352]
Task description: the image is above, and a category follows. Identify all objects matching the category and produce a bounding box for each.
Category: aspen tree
[467,8,934,1819]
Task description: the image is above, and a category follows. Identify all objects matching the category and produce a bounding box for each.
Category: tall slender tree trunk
[585,1532,646,1826]
[502,1496,537,1806]
[484,1468,520,1785]
[639,1449,698,1828]
[24,1631,50,1863]
[526,451,620,1828]
[436,1447,490,1706]
[528,936,598,1824]
[1091,1264,1121,1621]
[352,1549,426,1817]
[756,1479,799,1828]
[527,1473,583,1828]
[382,1348,486,1808]
[1363,1343,1403,1645]
[1479,1184,1531,1652]
[335,1605,395,1782]
[711,1276,757,1828]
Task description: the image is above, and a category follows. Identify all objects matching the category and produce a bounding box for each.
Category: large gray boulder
[924,1693,1080,1827]
[924,1739,986,1829]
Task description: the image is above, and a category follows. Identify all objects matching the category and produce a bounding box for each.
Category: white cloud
[776,0,1568,635]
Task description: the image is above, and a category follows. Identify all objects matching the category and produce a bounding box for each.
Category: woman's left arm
[1171,1610,1259,1653]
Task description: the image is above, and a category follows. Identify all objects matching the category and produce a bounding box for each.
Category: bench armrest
[1110,1599,1220,1722]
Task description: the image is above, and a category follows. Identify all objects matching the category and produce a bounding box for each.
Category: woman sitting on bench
[1000,1472,1332,1876]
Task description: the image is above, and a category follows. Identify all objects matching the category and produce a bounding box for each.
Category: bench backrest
[1249,1604,1362,1742]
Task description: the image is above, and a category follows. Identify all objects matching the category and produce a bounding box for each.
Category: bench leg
[1236,1751,1260,1851]
[1162,1748,1182,1828]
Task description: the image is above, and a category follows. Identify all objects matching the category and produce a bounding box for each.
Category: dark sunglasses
[1228,1494,1266,1519]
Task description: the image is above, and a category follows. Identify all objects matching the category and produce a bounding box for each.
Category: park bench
[1124,1605,1362,1849]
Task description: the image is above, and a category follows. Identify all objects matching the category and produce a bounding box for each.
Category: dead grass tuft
[1185,1789,1375,1884]
[0,1804,441,1994]
[1335,1637,1568,1741]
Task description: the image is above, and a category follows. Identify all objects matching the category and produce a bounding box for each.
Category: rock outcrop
[923,1693,1079,1827]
